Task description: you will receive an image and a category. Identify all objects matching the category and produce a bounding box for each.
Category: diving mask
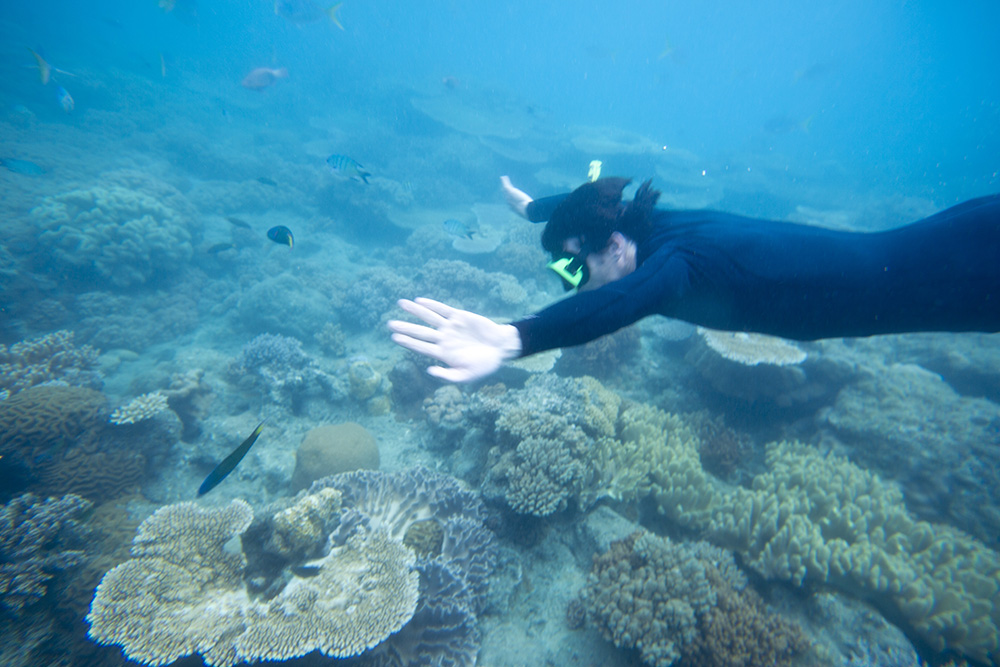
[547,252,590,291]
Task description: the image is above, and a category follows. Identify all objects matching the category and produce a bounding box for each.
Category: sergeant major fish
[326,153,370,183]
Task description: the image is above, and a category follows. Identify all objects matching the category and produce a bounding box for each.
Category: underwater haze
[1,1,999,667]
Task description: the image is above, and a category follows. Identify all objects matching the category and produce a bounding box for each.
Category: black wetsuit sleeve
[525,194,569,223]
[512,245,687,356]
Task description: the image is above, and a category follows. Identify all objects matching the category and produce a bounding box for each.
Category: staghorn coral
[87,499,420,666]
[581,531,716,667]
[0,330,100,395]
[109,391,169,425]
[0,493,92,614]
[30,174,197,288]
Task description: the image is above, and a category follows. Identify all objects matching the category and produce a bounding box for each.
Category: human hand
[388,298,522,382]
[500,175,533,219]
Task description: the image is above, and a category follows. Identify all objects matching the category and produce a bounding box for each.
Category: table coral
[87,499,420,666]
[30,176,197,288]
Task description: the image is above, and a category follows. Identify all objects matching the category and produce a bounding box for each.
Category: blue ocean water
[1,1,998,666]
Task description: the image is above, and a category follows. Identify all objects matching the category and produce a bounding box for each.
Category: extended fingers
[396,298,451,327]
[387,319,441,342]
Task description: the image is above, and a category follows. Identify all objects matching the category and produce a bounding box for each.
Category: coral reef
[554,325,642,381]
[87,500,419,666]
[314,321,347,356]
[649,431,1000,665]
[227,333,341,410]
[580,531,808,667]
[291,422,380,492]
[0,330,100,396]
[471,375,697,515]
[0,493,92,613]
[109,391,169,425]
[423,384,470,448]
[697,328,807,366]
[0,384,153,503]
[74,289,200,352]
[347,358,393,415]
[234,274,331,340]
[415,258,526,315]
[88,467,496,667]
[342,267,418,329]
[820,361,1000,546]
[581,531,716,667]
[30,172,198,288]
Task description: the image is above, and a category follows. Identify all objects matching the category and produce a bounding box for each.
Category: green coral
[653,439,1000,665]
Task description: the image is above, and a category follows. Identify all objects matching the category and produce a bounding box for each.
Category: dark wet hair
[541,177,661,255]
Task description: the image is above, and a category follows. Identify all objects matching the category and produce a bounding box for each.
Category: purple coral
[0,493,92,614]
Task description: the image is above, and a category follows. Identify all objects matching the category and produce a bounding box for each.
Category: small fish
[0,158,46,176]
[27,48,51,84]
[197,420,266,496]
[56,86,74,113]
[326,154,370,183]
[207,242,236,254]
[275,0,342,28]
[159,52,167,78]
[256,176,278,187]
[226,216,252,229]
[241,67,288,91]
[443,218,477,240]
[291,565,322,578]
[267,225,294,248]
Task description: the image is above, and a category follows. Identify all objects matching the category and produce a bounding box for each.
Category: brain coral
[87,499,420,666]
[30,173,198,288]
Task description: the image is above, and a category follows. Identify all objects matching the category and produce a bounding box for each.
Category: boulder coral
[0,329,100,396]
[291,422,380,492]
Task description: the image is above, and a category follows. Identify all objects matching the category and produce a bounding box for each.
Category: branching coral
[109,391,169,425]
[30,173,197,288]
[227,333,339,409]
[0,493,92,614]
[0,330,100,396]
[651,438,1000,665]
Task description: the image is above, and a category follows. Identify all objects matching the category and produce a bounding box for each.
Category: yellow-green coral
[653,440,1000,665]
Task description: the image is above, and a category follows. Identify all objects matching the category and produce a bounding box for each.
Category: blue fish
[267,225,294,247]
[197,420,266,496]
[443,218,478,240]
[326,153,370,183]
[56,86,74,113]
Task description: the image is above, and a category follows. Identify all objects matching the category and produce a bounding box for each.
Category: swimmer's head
[542,177,660,255]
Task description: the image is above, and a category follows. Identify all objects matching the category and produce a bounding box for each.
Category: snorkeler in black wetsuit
[388,177,1000,383]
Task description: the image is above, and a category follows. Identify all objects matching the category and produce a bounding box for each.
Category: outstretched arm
[387,298,522,382]
[500,175,533,219]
